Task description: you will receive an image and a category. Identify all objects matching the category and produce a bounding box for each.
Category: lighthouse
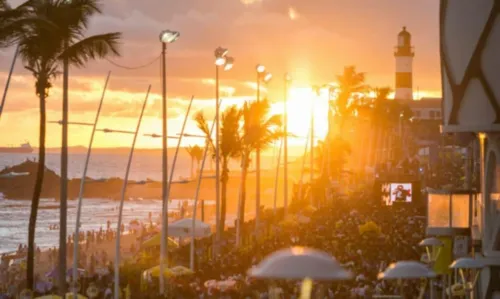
[394,26,414,101]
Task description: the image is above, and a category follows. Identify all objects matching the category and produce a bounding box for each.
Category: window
[436,111,441,118]
[414,111,421,118]
[429,111,435,118]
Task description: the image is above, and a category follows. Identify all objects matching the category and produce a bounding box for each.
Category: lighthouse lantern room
[394,26,414,101]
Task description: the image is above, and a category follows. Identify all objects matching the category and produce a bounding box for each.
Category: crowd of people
[0,188,430,298]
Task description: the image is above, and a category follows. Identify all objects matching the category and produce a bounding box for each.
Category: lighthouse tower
[394,26,414,101]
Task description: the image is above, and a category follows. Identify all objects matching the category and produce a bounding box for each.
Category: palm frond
[60,32,121,67]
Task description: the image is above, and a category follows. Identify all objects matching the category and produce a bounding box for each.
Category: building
[404,97,442,120]
[438,2,500,298]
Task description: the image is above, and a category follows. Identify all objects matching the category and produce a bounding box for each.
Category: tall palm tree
[371,87,392,167]
[195,105,241,236]
[239,99,281,228]
[186,145,203,179]
[334,66,368,134]
[54,1,120,293]
[12,0,120,290]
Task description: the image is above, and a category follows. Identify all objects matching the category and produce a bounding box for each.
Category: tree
[12,0,120,290]
[186,145,203,179]
[195,105,241,236]
[239,99,282,229]
[333,66,368,134]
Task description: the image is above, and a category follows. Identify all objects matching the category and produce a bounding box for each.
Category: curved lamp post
[71,71,111,298]
[449,257,484,299]
[113,86,151,299]
[249,247,352,299]
[214,47,233,252]
[0,45,19,121]
[190,101,220,270]
[159,29,179,296]
[255,64,272,237]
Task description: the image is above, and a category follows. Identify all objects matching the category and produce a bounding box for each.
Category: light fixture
[215,47,228,58]
[224,56,234,71]
[159,30,180,43]
[285,72,292,82]
[264,72,272,82]
[215,57,226,66]
[256,64,266,73]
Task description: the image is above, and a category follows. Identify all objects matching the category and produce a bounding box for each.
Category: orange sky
[0,0,441,148]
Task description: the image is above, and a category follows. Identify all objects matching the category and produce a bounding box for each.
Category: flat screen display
[381,183,412,205]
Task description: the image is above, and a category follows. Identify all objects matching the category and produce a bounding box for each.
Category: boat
[0,142,33,153]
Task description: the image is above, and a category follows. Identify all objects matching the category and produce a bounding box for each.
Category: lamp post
[214,47,233,247]
[284,73,291,216]
[159,29,179,296]
[0,45,19,121]
[255,64,272,236]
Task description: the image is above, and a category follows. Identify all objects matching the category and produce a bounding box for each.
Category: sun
[270,86,329,146]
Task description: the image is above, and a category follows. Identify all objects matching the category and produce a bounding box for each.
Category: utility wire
[105,54,161,70]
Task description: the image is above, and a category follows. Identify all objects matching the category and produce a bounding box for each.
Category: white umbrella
[248,247,352,280]
[450,257,484,269]
[378,261,436,280]
[419,237,443,247]
[168,218,211,238]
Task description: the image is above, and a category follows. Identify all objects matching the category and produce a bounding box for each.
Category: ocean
[0,151,280,253]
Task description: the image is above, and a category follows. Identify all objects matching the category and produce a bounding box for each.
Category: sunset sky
[0,0,441,148]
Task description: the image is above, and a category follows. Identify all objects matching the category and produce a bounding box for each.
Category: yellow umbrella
[170,265,194,276]
[142,234,179,249]
[65,294,88,299]
[146,265,174,278]
[35,296,62,299]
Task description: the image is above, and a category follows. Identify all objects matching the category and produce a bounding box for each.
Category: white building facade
[440,1,500,297]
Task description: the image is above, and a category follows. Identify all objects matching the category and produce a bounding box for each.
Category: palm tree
[12,0,120,291]
[186,145,203,179]
[370,87,392,167]
[239,99,282,229]
[333,66,368,135]
[195,105,241,236]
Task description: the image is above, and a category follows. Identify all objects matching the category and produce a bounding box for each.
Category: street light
[159,28,179,297]
[255,64,272,237]
[214,46,233,251]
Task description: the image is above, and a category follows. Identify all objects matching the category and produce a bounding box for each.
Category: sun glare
[270,86,329,145]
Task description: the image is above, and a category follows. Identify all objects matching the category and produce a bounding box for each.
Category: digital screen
[381,183,412,205]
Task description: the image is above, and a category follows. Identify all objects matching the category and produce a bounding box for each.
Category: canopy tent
[167,218,212,238]
[141,234,179,249]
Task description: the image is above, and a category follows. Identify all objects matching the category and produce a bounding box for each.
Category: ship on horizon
[0,142,33,154]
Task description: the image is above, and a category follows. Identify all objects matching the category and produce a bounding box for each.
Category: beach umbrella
[65,293,88,299]
[141,234,179,249]
[449,257,484,297]
[34,296,62,299]
[146,265,174,278]
[170,265,194,276]
[168,218,212,238]
[249,247,352,280]
[378,261,436,280]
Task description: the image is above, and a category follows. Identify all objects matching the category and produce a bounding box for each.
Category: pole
[273,138,283,214]
[310,93,314,206]
[255,74,261,236]
[114,85,150,299]
[283,76,288,216]
[159,42,168,295]
[72,72,110,298]
[191,102,219,270]
[0,45,19,121]
[59,43,69,297]
[215,65,221,254]
[166,96,194,194]
[298,131,310,201]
